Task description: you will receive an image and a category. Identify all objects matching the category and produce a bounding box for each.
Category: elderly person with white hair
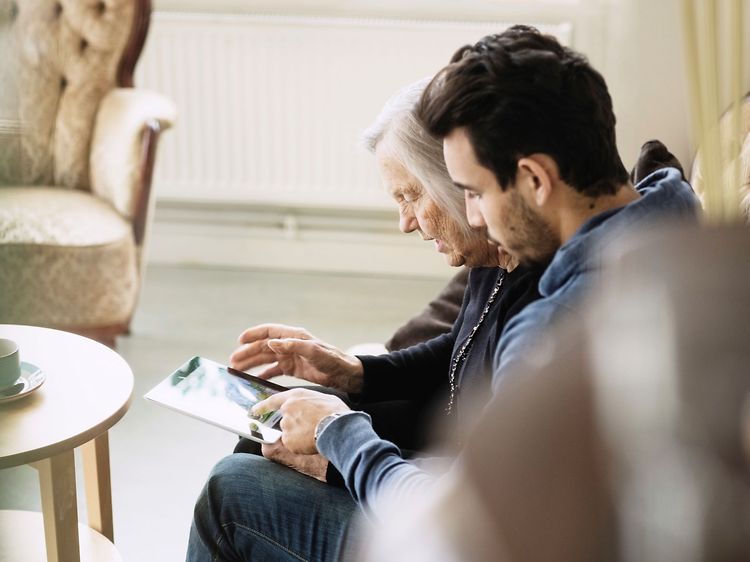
[186,79,544,561]
[228,79,545,478]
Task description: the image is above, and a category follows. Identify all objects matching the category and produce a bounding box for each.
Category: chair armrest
[90,88,177,220]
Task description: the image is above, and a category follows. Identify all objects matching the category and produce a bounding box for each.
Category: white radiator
[136,13,572,211]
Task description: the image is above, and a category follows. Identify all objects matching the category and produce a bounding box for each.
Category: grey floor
[0,264,447,561]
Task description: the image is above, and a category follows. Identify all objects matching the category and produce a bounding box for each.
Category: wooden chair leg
[81,432,114,541]
[33,450,81,562]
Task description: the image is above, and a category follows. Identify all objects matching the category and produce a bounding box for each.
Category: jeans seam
[213,531,224,562]
[221,521,309,562]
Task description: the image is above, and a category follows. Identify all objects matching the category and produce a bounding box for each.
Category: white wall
[142,0,749,277]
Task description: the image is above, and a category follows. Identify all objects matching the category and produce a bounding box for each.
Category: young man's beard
[504,190,560,267]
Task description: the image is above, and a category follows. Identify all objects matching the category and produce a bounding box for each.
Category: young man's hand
[252,388,351,454]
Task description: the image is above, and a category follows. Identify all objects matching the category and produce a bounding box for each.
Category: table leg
[81,432,114,541]
[33,450,81,562]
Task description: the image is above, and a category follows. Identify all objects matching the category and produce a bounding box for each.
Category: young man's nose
[465,196,486,229]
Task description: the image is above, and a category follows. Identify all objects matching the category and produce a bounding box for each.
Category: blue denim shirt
[492,167,700,389]
[317,168,700,518]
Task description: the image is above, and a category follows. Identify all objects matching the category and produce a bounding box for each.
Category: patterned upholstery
[0,187,137,326]
[0,0,175,343]
[690,95,750,222]
[1,0,135,187]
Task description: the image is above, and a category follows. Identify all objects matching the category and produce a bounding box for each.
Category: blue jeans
[186,454,360,561]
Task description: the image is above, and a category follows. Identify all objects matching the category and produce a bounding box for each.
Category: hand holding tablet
[252,388,351,454]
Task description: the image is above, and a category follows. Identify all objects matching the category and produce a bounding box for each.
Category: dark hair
[417,25,629,196]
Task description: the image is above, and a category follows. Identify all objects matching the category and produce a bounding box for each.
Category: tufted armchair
[0,0,175,347]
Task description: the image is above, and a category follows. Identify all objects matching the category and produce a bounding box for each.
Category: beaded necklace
[445,269,506,416]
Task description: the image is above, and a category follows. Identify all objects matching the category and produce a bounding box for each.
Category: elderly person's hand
[230,323,364,393]
[252,388,351,454]
[261,440,329,482]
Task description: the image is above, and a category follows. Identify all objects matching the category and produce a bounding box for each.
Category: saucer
[0,362,45,403]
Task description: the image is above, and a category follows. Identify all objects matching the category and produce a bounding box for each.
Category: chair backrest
[0,0,150,189]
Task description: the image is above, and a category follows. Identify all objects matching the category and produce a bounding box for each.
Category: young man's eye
[466,191,481,200]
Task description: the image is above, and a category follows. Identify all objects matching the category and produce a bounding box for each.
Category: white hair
[362,79,472,235]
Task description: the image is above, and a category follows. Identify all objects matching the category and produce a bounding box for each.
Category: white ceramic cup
[0,338,21,389]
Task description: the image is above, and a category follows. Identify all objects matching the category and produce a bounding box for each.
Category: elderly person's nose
[398,208,419,233]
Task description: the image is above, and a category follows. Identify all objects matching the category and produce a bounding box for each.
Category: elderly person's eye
[402,189,422,203]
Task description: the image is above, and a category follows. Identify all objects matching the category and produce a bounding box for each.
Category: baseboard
[145,200,455,279]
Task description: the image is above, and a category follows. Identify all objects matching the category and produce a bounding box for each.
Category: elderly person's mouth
[418,232,442,250]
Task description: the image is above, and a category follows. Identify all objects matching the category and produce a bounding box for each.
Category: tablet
[144,356,286,444]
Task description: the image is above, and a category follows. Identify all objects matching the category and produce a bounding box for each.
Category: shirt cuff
[315,411,372,457]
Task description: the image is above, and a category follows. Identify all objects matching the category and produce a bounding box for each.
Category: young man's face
[443,127,558,265]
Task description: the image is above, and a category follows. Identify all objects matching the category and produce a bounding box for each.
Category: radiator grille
[136,13,572,210]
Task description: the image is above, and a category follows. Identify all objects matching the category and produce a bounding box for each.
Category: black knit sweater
[358,264,543,418]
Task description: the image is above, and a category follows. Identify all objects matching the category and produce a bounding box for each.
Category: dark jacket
[358,264,543,416]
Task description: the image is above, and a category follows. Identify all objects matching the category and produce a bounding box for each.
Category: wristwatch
[314,412,347,443]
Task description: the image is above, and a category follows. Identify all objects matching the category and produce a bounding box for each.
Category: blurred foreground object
[0,0,176,347]
[364,223,750,562]
[592,224,750,562]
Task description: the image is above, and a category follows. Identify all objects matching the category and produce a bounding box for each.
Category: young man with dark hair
[416,25,698,383]
[186,26,699,561]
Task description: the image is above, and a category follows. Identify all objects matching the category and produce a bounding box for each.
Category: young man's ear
[517,155,555,207]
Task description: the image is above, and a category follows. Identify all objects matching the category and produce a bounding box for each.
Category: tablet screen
[145,356,286,437]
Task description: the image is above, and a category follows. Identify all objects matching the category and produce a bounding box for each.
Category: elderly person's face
[376,136,499,268]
